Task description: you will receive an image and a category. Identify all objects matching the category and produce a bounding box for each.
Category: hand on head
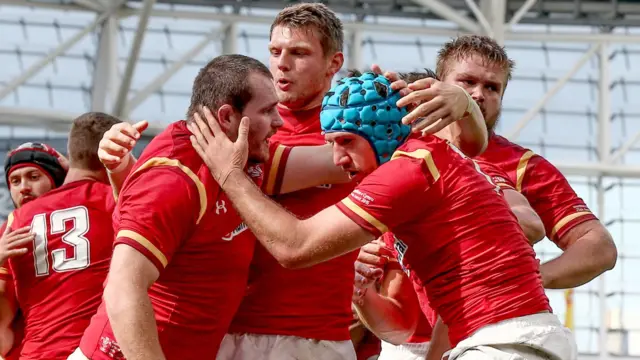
[188,106,250,187]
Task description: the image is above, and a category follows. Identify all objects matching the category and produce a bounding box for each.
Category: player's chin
[248,146,270,164]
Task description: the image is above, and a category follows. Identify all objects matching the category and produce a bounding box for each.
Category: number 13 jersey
[0,179,115,360]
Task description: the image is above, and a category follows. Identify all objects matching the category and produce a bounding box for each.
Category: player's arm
[0,278,16,357]
[503,188,545,244]
[103,165,200,360]
[397,78,488,157]
[263,142,350,195]
[521,156,617,289]
[425,316,451,360]
[97,121,149,198]
[353,260,420,345]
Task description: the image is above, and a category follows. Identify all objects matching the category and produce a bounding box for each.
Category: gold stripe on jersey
[390,149,440,182]
[0,267,8,275]
[6,212,14,228]
[341,197,389,234]
[133,157,207,224]
[550,211,593,240]
[118,230,168,268]
[498,183,515,190]
[264,145,287,195]
[516,151,535,192]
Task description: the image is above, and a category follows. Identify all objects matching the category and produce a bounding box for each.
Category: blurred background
[0,0,637,358]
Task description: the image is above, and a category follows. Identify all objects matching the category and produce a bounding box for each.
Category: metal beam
[0,106,165,136]
[465,0,493,37]
[481,0,506,45]
[610,131,640,163]
[112,0,157,118]
[116,7,640,44]
[506,0,538,30]
[348,30,363,72]
[0,0,92,12]
[71,0,104,12]
[221,22,237,55]
[506,44,600,141]
[91,15,119,112]
[411,0,480,33]
[554,162,640,178]
[0,11,109,101]
[124,29,220,115]
[596,42,610,360]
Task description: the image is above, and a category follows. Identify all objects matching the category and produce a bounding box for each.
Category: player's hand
[0,226,33,266]
[357,238,394,268]
[188,105,249,187]
[352,260,383,306]
[396,78,472,134]
[371,64,412,97]
[98,121,148,172]
[53,149,70,172]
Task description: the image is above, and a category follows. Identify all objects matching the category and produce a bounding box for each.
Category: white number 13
[30,206,91,277]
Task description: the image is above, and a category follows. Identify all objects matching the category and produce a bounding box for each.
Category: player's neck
[63,168,104,185]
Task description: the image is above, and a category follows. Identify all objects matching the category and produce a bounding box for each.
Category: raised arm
[97,121,148,198]
[396,78,488,157]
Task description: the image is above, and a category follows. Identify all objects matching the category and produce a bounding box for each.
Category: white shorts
[216,333,357,360]
[67,348,89,360]
[379,340,429,360]
[447,313,577,360]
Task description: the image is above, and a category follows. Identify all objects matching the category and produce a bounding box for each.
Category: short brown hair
[270,2,343,56]
[436,35,515,83]
[399,68,438,83]
[187,54,271,119]
[68,112,122,171]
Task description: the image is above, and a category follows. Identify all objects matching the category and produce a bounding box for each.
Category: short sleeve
[114,166,201,271]
[520,155,597,247]
[336,153,442,238]
[262,140,293,195]
[475,159,515,191]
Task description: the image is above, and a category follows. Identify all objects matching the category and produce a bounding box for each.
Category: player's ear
[327,51,344,78]
[216,104,238,133]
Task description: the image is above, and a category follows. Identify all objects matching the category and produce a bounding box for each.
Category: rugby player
[188,71,577,359]
[0,142,68,359]
[1,113,121,359]
[74,54,353,360]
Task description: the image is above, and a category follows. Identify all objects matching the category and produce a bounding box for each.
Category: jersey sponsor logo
[393,235,410,277]
[351,189,375,206]
[215,200,228,215]
[247,164,263,179]
[574,204,591,213]
[222,222,248,241]
[492,175,508,185]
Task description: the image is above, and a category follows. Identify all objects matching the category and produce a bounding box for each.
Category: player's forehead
[246,73,278,108]
[269,25,321,51]
[448,55,506,83]
[325,131,358,142]
[9,166,43,178]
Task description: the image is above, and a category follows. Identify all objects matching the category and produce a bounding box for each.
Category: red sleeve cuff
[115,230,168,272]
[263,144,293,195]
[551,212,598,246]
[336,199,385,238]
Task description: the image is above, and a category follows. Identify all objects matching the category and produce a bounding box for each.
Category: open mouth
[277,79,291,90]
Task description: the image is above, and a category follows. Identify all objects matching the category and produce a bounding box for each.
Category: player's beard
[481,105,502,133]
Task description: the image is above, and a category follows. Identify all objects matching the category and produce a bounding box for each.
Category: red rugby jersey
[337,136,551,347]
[0,222,23,360]
[229,106,357,341]
[78,121,279,360]
[476,134,597,246]
[0,180,114,359]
